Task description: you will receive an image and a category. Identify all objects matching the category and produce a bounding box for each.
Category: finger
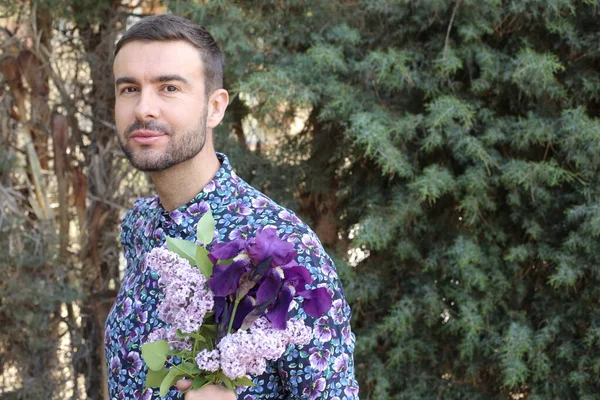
[175,378,192,391]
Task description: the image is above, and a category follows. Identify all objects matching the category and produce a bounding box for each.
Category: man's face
[113,40,208,172]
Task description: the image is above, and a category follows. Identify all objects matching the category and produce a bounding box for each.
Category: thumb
[175,378,193,392]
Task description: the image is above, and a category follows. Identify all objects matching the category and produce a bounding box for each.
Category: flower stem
[227,299,241,334]
[166,360,191,376]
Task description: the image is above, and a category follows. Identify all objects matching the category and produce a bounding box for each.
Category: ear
[206,89,229,129]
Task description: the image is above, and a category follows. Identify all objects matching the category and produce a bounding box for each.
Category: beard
[119,111,207,172]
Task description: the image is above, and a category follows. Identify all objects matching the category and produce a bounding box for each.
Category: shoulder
[234,175,308,228]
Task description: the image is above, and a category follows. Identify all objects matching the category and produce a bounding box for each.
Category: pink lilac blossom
[194,349,221,372]
[146,327,167,343]
[165,327,192,351]
[283,318,312,346]
[146,326,192,351]
[217,329,258,379]
[146,247,214,334]
[216,317,313,380]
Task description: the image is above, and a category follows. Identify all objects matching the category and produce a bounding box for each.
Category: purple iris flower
[266,283,295,330]
[208,227,333,334]
[256,269,284,305]
[231,295,256,331]
[248,228,296,266]
[210,239,247,260]
[298,287,332,318]
[208,258,251,297]
[283,265,313,291]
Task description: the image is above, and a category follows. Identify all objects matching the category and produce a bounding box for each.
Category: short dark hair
[114,14,224,95]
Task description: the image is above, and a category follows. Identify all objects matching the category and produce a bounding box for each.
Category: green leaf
[166,237,197,265]
[159,367,186,397]
[200,323,217,334]
[216,371,237,391]
[196,209,215,245]
[191,332,207,342]
[235,376,257,387]
[175,329,190,339]
[141,340,170,371]
[146,368,169,388]
[192,376,208,390]
[204,373,217,384]
[196,246,213,278]
[181,361,201,375]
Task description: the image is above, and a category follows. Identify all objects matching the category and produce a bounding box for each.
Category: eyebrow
[115,74,190,87]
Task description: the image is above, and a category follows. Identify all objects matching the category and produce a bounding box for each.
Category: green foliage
[169,0,600,397]
[0,214,79,398]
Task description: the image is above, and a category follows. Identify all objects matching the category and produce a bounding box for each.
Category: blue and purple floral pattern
[105,153,359,399]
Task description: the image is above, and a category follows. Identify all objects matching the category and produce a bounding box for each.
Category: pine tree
[171,0,600,398]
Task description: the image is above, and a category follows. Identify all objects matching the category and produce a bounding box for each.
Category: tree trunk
[71,2,124,398]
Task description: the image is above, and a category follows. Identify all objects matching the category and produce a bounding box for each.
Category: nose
[134,90,160,121]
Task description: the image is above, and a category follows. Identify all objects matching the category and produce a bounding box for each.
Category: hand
[175,379,237,400]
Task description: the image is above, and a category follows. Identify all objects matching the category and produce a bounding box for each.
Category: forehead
[113,40,204,81]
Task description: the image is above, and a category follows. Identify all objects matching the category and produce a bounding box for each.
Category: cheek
[114,100,132,133]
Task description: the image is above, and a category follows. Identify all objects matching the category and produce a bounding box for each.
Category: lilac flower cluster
[193,317,311,380]
[144,227,331,389]
[146,247,214,334]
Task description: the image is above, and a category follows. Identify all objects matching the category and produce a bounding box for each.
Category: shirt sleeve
[275,230,360,400]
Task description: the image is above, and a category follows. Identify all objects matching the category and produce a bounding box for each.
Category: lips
[130,130,166,144]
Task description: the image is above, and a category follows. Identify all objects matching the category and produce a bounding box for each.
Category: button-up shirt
[105,153,359,399]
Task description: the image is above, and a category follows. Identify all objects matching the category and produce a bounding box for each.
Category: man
[105,14,359,400]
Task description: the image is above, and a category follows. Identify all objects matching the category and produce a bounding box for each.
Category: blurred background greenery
[2,0,600,398]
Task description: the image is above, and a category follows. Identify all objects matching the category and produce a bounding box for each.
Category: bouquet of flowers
[141,210,332,396]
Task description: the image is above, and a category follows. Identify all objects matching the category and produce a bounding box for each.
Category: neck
[151,143,220,212]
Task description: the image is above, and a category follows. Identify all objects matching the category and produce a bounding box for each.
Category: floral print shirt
[105,153,359,400]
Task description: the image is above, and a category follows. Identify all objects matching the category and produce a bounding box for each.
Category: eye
[163,85,179,93]
[120,86,138,94]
